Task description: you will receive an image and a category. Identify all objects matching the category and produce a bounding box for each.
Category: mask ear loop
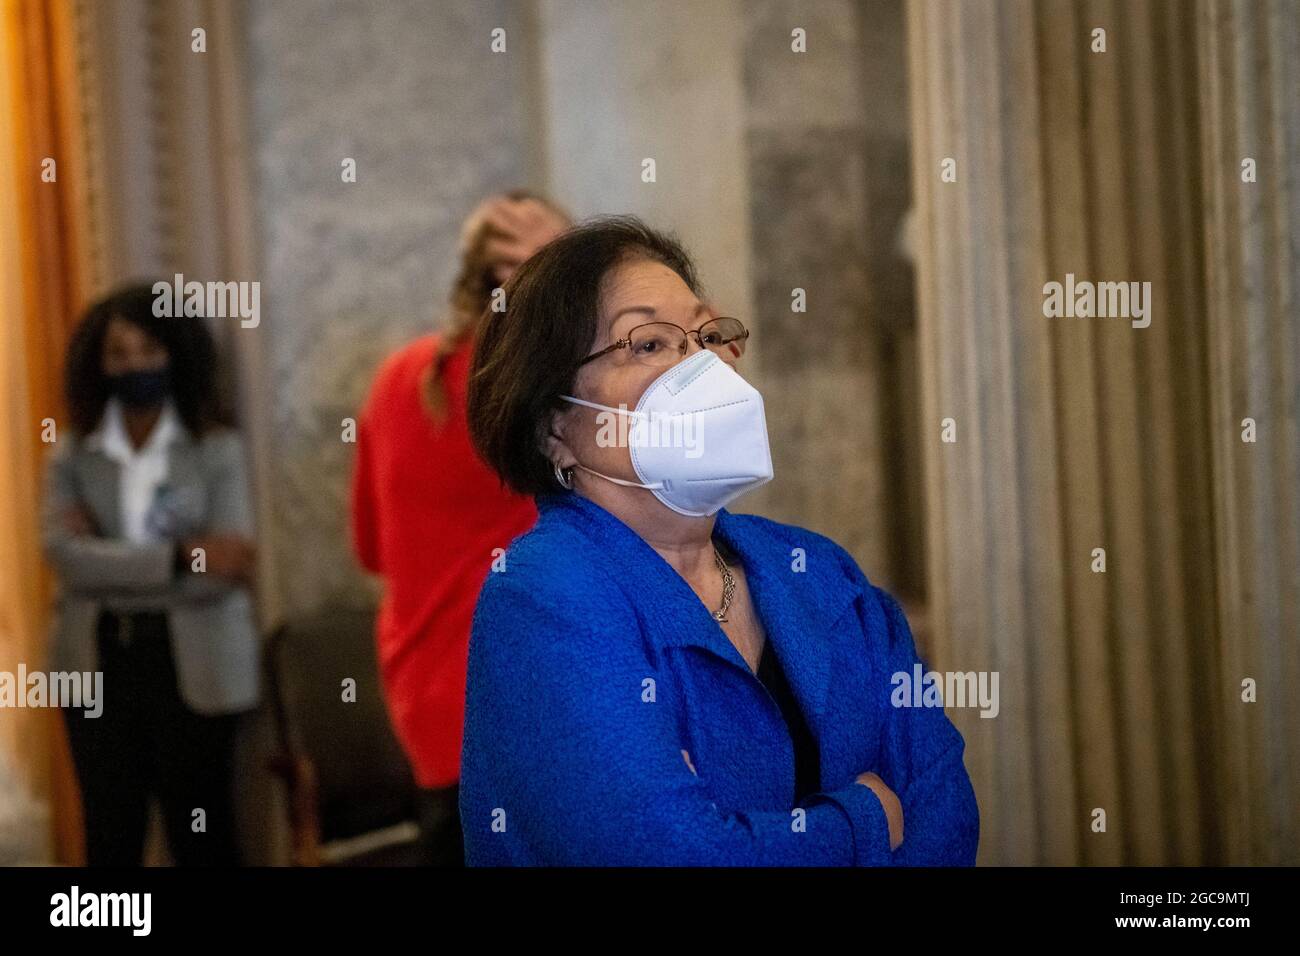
[553,395,664,489]
[558,394,644,418]
[571,463,664,490]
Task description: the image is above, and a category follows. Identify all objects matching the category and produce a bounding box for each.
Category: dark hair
[64,282,223,437]
[467,215,701,496]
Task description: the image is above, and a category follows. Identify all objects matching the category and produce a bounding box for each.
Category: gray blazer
[41,424,261,715]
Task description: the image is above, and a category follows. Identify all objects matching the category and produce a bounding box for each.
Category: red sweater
[350,333,537,788]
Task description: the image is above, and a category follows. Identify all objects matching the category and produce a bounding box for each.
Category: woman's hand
[856,771,904,851]
[182,534,256,583]
[483,198,569,281]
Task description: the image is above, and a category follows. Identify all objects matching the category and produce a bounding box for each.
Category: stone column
[907,0,1218,864]
[1199,0,1300,867]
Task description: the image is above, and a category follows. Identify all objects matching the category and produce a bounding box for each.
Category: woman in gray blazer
[42,284,259,866]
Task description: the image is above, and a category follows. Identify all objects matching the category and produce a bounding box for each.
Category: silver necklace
[712,544,735,623]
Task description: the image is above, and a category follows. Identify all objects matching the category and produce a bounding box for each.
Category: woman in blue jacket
[461,216,979,866]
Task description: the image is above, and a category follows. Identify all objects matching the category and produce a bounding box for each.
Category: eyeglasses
[576,317,750,369]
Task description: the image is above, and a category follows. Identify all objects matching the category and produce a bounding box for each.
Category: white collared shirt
[86,398,182,543]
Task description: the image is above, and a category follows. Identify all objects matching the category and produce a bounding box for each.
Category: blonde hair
[424,188,571,421]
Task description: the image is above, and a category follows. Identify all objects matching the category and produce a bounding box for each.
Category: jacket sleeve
[41,444,175,593]
[172,430,256,603]
[202,430,254,536]
[836,547,980,865]
[463,572,894,866]
[42,432,256,603]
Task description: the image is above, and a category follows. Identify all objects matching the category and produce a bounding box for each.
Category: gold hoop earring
[553,461,574,490]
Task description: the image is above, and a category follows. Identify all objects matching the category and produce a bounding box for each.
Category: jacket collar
[74,406,199,538]
[83,398,191,459]
[535,492,863,720]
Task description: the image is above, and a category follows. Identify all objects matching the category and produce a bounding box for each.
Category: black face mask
[107,368,171,408]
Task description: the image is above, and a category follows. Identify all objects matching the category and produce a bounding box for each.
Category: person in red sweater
[350,190,571,865]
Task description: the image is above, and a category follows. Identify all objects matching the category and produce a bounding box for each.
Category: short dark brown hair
[467,215,701,496]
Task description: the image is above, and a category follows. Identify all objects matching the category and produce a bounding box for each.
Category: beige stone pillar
[1199,0,1300,866]
[908,0,1218,864]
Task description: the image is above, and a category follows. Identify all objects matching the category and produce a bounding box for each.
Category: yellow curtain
[0,0,92,865]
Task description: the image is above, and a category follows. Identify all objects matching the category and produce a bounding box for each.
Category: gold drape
[0,0,93,865]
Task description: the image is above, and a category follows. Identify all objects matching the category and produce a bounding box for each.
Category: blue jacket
[460,492,979,866]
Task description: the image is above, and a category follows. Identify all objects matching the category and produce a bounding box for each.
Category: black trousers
[417,783,464,867]
[62,610,243,866]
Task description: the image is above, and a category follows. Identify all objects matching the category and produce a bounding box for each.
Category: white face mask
[560,348,774,517]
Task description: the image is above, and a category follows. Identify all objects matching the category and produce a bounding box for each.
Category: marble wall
[533,0,754,331]
[741,0,920,599]
[244,0,536,616]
